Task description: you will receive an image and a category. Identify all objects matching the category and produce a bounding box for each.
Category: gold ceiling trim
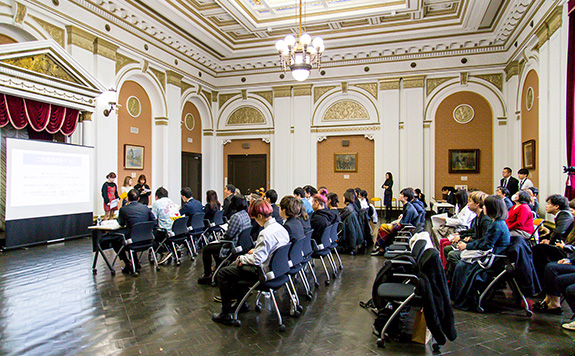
[14,2,26,24]
[227,106,265,125]
[219,93,237,109]
[504,61,519,82]
[66,25,96,52]
[30,16,65,48]
[149,68,166,91]
[403,76,425,88]
[116,53,138,74]
[426,77,455,96]
[93,38,118,61]
[379,78,400,91]
[180,81,194,94]
[216,129,274,137]
[166,70,183,87]
[472,73,503,92]
[353,83,378,100]
[314,86,337,104]
[211,90,218,102]
[201,90,212,103]
[1,54,81,84]
[273,86,291,98]
[534,5,562,50]
[293,84,312,97]
[155,117,169,126]
[311,125,380,133]
[253,91,273,107]
[80,112,92,122]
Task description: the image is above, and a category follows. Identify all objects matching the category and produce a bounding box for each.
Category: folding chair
[286,234,309,315]
[527,218,544,247]
[161,216,197,266]
[188,212,209,248]
[231,243,296,332]
[311,224,339,285]
[211,227,254,286]
[301,229,320,291]
[206,210,227,241]
[371,197,383,211]
[125,221,160,277]
[329,222,344,270]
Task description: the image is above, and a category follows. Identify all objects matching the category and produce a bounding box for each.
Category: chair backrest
[235,227,254,253]
[264,243,291,281]
[528,219,545,246]
[329,222,339,244]
[190,212,206,231]
[288,236,306,266]
[212,210,224,225]
[317,224,333,250]
[129,221,156,244]
[411,239,428,260]
[302,229,314,257]
[171,216,189,235]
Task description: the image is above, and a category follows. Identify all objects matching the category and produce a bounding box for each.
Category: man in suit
[541,194,574,244]
[180,187,203,217]
[264,189,283,225]
[222,184,236,219]
[115,189,157,273]
[500,167,520,196]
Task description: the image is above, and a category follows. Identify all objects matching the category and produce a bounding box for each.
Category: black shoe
[533,300,562,314]
[371,249,385,256]
[211,312,234,326]
[232,301,250,314]
[198,275,212,285]
[121,264,133,274]
[213,295,236,303]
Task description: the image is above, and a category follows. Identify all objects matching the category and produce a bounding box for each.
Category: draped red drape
[0,93,80,136]
[565,0,575,199]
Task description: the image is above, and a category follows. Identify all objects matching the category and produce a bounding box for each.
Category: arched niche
[312,89,379,126]
[217,96,273,130]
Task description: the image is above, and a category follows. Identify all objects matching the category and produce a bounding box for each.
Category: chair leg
[379,293,416,343]
[299,270,311,296]
[288,275,301,306]
[233,281,260,322]
[307,261,319,287]
[477,269,506,313]
[212,254,233,285]
[184,239,195,261]
[327,253,338,277]
[509,277,533,317]
[150,247,160,271]
[129,250,137,275]
[332,248,344,270]
[171,242,181,265]
[319,256,331,285]
[269,290,285,331]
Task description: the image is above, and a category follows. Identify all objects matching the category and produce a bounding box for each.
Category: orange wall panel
[521,69,539,187]
[181,101,202,154]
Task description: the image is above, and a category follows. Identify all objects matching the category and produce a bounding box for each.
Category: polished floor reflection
[0,237,572,356]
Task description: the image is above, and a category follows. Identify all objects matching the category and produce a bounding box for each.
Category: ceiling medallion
[274,0,325,82]
[453,104,474,124]
[184,113,195,131]
[127,96,141,118]
[526,87,534,111]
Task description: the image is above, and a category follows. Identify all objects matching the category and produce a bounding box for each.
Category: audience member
[151,187,180,231]
[496,186,513,210]
[442,186,457,207]
[500,167,519,196]
[528,186,540,212]
[222,184,236,219]
[373,188,418,256]
[101,172,119,220]
[339,189,363,254]
[382,172,394,219]
[180,187,203,217]
[264,189,283,225]
[533,250,575,316]
[303,185,318,206]
[432,189,476,243]
[294,187,313,214]
[134,174,151,206]
[203,190,221,221]
[120,176,132,207]
[518,168,534,190]
[310,192,340,244]
[358,190,369,210]
[212,199,289,326]
[506,190,534,239]
[198,195,250,285]
[540,195,574,244]
[414,188,427,208]
[279,195,305,240]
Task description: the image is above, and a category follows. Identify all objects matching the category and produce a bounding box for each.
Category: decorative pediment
[227,106,265,125]
[323,100,369,121]
[0,40,106,110]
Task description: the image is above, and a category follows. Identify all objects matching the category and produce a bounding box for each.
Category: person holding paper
[134,174,152,206]
[120,176,133,207]
[101,172,119,220]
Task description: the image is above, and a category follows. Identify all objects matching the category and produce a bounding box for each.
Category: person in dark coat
[500,167,520,197]
[222,184,236,219]
[382,172,393,219]
[310,192,339,244]
[203,190,221,222]
[279,195,305,241]
[179,187,203,217]
[265,189,283,225]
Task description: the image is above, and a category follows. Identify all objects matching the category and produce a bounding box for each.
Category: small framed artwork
[448,149,479,173]
[522,139,536,169]
[124,144,144,170]
[334,153,358,172]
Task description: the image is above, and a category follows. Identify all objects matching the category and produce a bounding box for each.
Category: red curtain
[0,93,81,136]
[566,1,575,199]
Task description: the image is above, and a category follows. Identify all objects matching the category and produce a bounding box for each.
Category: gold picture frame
[334,153,357,172]
[522,140,536,169]
[124,144,144,170]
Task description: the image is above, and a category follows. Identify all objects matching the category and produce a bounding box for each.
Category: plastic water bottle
[263,291,271,311]
[96,216,102,226]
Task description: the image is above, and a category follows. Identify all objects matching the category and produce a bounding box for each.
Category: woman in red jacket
[506,190,534,239]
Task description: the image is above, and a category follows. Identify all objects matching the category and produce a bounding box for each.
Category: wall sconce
[100,88,118,117]
[103,102,117,117]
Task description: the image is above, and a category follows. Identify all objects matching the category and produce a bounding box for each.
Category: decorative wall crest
[323,100,369,121]
[127,96,141,118]
[227,106,265,125]
[453,104,474,124]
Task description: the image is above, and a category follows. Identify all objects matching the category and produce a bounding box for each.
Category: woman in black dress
[134,174,151,206]
[382,172,393,219]
[203,190,221,221]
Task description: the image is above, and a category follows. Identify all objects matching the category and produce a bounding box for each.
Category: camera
[563,166,575,174]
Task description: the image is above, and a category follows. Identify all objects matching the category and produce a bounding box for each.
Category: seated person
[265,189,283,225]
[203,190,221,222]
[439,191,488,268]
[294,187,314,214]
[532,196,575,281]
[415,188,427,208]
[528,186,540,213]
[326,192,342,221]
[448,195,511,282]
[197,195,251,284]
[442,186,457,206]
[151,187,181,263]
[496,186,513,211]
[110,189,156,274]
[432,190,476,244]
[506,190,534,239]
[279,195,305,240]
[222,184,236,219]
[358,190,369,210]
[533,251,575,317]
[373,188,418,256]
[212,199,290,325]
[310,191,340,244]
[180,187,203,217]
[410,188,426,226]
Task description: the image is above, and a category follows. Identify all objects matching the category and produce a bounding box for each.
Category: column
[154,117,169,190]
[165,71,183,200]
[401,76,425,191]
[378,78,400,199]
[272,86,292,197]
[292,84,313,189]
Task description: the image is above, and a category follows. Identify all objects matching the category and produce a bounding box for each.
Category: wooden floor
[0,236,572,356]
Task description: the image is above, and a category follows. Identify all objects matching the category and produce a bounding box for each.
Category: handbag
[411,309,431,344]
[461,249,496,269]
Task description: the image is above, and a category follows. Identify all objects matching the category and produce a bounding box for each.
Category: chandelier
[275,0,325,82]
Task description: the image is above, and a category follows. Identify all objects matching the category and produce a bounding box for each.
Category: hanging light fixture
[275,0,324,82]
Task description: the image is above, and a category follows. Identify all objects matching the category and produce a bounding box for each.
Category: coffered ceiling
[88,0,539,74]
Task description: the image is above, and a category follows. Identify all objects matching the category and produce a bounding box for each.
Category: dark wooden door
[228,154,267,195]
[182,152,202,201]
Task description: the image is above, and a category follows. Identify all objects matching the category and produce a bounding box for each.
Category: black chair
[527,218,545,248]
[231,243,295,332]
[211,227,254,286]
[328,223,343,270]
[286,235,309,314]
[301,229,319,290]
[188,212,208,248]
[163,216,196,266]
[207,210,227,241]
[311,224,338,286]
[125,221,160,276]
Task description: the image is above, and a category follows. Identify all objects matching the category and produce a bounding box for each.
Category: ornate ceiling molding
[472,73,503,92]
[293,84,312,97]
[273,86,291,98]
[504,60,520,82]
[426,77,454,96]
[253,91,273,107]
[219,93,237,109]
[379,78,400,90]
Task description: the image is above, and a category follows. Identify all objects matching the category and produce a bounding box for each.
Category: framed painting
[448,149,479,173]
[334,153,357,172]
[124,144,144,170]
[522,140,536,169]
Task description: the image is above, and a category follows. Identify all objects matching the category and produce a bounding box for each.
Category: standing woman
[382,172,393,220]
[120,176,133,207]
[203,190,221,222]
[101,172,119,220]
[134,174,151,206]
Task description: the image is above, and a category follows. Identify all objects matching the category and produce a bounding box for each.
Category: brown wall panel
[0,34,17,44]
[223,139,270,192]
[521,69,539,187]
[181,101,202,154]
[317,135,374,199]
[434,91,493,198]
[117,81,153,196]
